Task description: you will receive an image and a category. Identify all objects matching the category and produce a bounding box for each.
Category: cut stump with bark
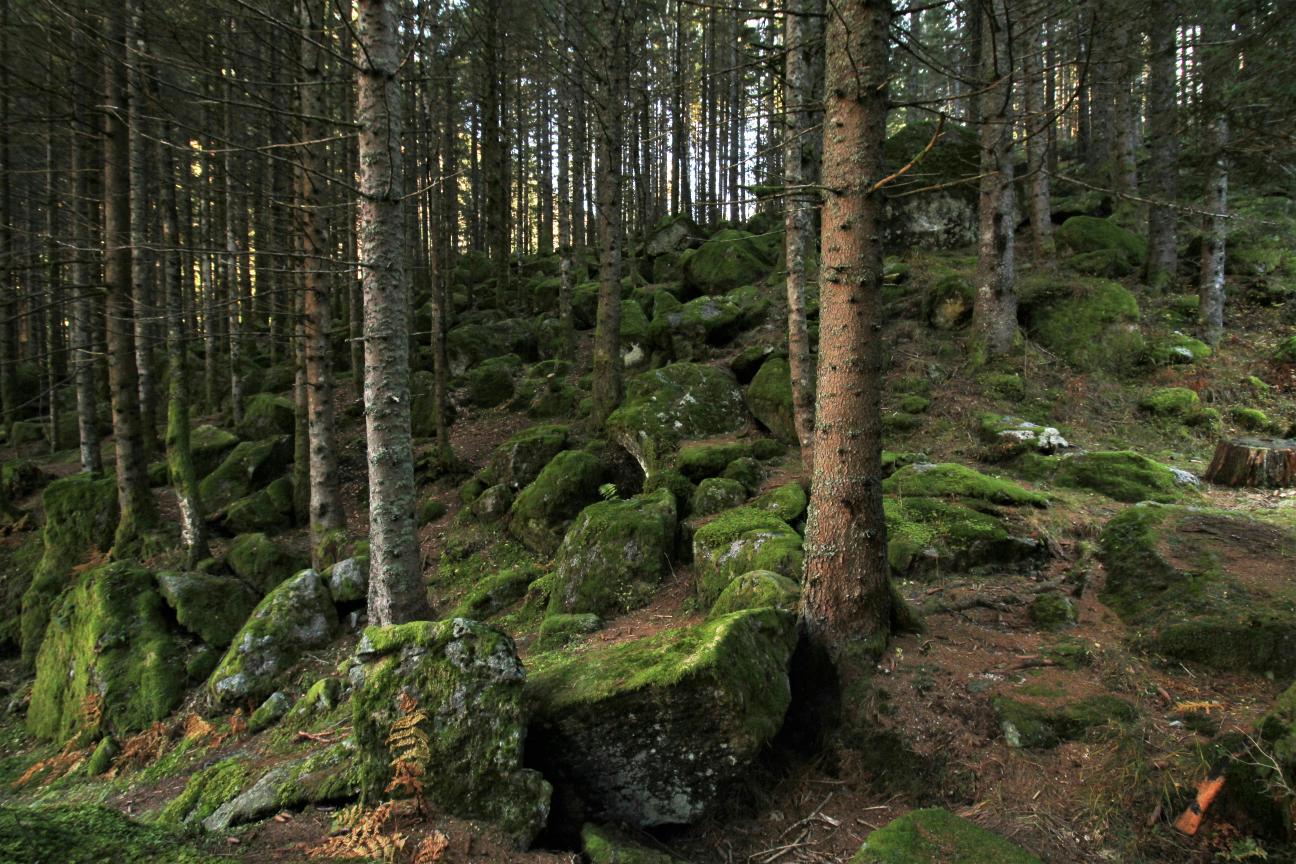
[1203,437,1296,488]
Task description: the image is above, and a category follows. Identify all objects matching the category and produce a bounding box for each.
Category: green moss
[1021,277,1143,374]
[897,394,932,415]
[883,463,1048,507]
[236,393,294,441]
[506,449,609,555]
[483,424,569,489]
[884,497,1030,576]
[549,489,677,618]
[450,565,538,620]
[692,507,803,606]
[29,562,188,743]
[418,498,448,525]
[922,274,975,330]
[643,468,696,518]
[0,532,41,651]
[465,354,520,407]
[993,695,1137,749]
[682,229,772,294]
[582,823,678,863]
[745,357,796,443]
[692,477,748,516]
[1231,407,1277,432]
[188,425,239,478]
[224,532,303,594]
[1276,335,1296,363]
[708,570,800,618]
[1139,386,1202,419]
[1053,450,1195,504]
[677,441,752,481]
[851,807,1041,863]
[1028,593,1077,629]
[85,736,119,776]
[220,475,295,534]
[1146,332,1212,366]
[748,482,808,523]
[0,805,238,863]
[198,436,292,512]
[536,612,603,649]
[156,571,260,648]
[159,758,251,826]
[1057,216,1147,265]
[19,473,117,666]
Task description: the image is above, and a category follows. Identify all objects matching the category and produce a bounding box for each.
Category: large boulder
[446,319,537,376]
[219,476,295,534]
[548,489,678,618]
[1019,276,1143,374]
[884,497,1045,578]
[353,619,551,848]
[19,473,118,666]
[692,507,804,606]
[156,571,260,649]
[482,424,570,490]
[1100,504,1296,675]
[650,293,745,361]
[207,569,338,706]
[882,122,980,250]
[29,562,188,743]
[682,229,772,295]
[883,463,1048,507]
[850,808,1041,863]
[225,532,305,594]
[1051,450,1199,503]
[507,449,610,555]
[1056,215,1147,274]
[644,214,704,258]
[201,744,359,832]
[189,425,240,478]
[745,357,797,444]
[198,435,292,513]
[606,363,748,473]
[236,393,295,440]
[527,608,797,827]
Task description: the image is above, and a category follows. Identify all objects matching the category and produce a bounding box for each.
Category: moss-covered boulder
[189,424,240,479]
[606,363,749,472]
[323,555,368,605]
[1020,277,1143,374]
[465,354,520,407]
[19,473,118,666]
[677,441,753,481]
[749,482,809,523]
[722,456,764,493]
[922,274,975,330]
[1146,331,1212,366]
[851,807,1041,863]
[650,293,747,360]
[708,570,800,618]
[156,571,260,649]
[1029,593,1078,629]
[1052,450,1198,503]
[159,757,252,827]
[682,229,772,295]
[993,694,1137,749]
[1139,387,1208,422]
[450,565,538,620]
[691,477,748,516]
[1100,504,1296,674]
[353,619,551,848]
[199,435,292,513]
[548,489,677,619]
[1057,216,1147,269]
[507,450,610,555]
[881,122,980,250]
[527,607,797,827]
[202,743,359,832]
[884,463,1048,507]
[483,424,569,490]
[208,569,338,706]
[977,414,1070,461]
[219,476,295,534]
[582,823,679,863]
[644,213,704,258]
[236,393,295,441]
[745,357,796,444]
[446,318,538,375]
[29,562,188,743]
[225,532,304,594]
[884,497,1046,578]
[692,508,803,606]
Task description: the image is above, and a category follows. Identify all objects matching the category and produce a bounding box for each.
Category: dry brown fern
[412,831,449,864]
[11,740,87,790]
[109,720,171,774]
[385,694,430,806]
[307,802,407,862]
[182,712,215,742]
[228,709,248,737]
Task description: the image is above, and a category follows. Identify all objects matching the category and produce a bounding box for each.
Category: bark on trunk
[358,0,428,626]
[70,64,103,473]
[127,0,159,456]
[1205,438,1296,489]
[1144,0,1179,289]
[1021,14,1054,262]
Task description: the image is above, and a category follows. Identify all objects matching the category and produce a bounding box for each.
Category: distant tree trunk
[1198,15,1231,347]
[127,0,160,456]
[801,0,891,662]
[556,0,576,360]
[1144,0,1179,290]
[482,1,510,309]
[1021,14,1054,262]
[104,1,157,550]
[782,0,820,472]
[0,0,12,437]
[161,127,209,568]
[299,0,345,559]
[222,41,245,428]
[428,47,456,469]
[589,2,629,428]
[70,58,103,473]
[1109,11,1138,199]
[358,0,428,626]
[972,0,1018,359]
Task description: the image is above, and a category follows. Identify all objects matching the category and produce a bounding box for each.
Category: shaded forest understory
[2,0,1296,862]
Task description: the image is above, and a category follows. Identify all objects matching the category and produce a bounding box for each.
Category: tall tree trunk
[1198,15,1232,346]
[556,0,576,359]
[782,0,820,473]
[1109,10,1138,199]
[104,0,157,550]
[1022,14,1054,262]
[589,1,629,429]
[972,0,1018,359]
[71,51,103,473]
[127,0,160,455]
[0,0,12,437]
[801,0,892,669]
[1144,0,1179,290]
[299,0,345,559]
[358,0,428,626]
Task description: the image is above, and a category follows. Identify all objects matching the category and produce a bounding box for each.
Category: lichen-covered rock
[199,435,292,513]
[650,293,748,361]
[325,556,368,604]
[722,456,764,494]
[549,490,677,618]
[219,476,295,535]
[507,450,609,555]
[1100,504,1296,674]
[692,508,803,606]
[352,619,551,847]
[745,357,796,444]
[606,363,748,473]
[29,562,188,743]
[993,694,1137,749]
[527,608,797,827]
[446,318,538,375]
[851,807,1041,863]
[189,424,240,478]
[749,483,808,523]
[471,484,515,524]
[977,414,1070,461]
[884,463,1048,507]
[203,743,359,831]
[1051,450,1198,503]
[582,823,679,863]
[159,757,251,826]
[708,570,800,619]
[236,393,295,440]
[644,214,704,258]
[19,473,118,666]
[450,565,538,620]
[682,229,772,295]
[884,497,1046,578]
[225,532,304,594]
[208,569,338,707]
[677,441,753,481]
[248,691,291,732]
[691,477,748,517]
[156,570,260,648]
[1019,277,1143,374]
[483,424,569,490]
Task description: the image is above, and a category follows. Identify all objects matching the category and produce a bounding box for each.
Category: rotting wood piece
[1204,437,1296,488]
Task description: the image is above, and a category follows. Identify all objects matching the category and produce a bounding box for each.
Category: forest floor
[2,267,1295,863]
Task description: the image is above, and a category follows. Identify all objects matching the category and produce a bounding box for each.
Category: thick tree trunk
[1144,0,1179,290]
[1021,15,1054,262]
[299,0,345,558]
[782,0,820,473]
[1198,111,1228,346]
[127,0,160,456]
[104,1,157,550]
[70,65,103,473]
[801,0,891,662]
[1205,438,1296,489]
[1109,11,1138,199]
[972,0,1018,359]
[358,0,428,626]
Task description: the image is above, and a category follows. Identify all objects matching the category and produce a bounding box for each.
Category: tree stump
[1204,437,1296,488]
